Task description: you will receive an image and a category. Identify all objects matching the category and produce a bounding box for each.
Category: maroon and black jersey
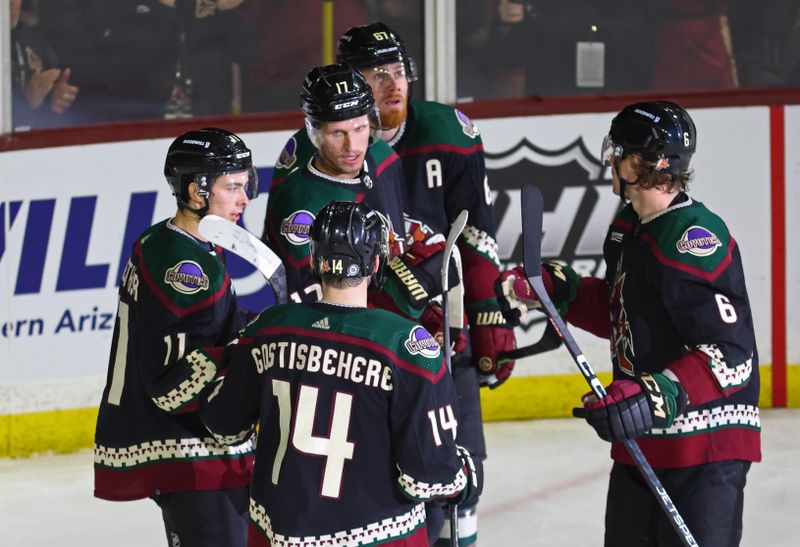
[264,137,407,303]
[195,302,469,546]
[94,219,253,501]
[393,100,502,318]
[567,193,761,467]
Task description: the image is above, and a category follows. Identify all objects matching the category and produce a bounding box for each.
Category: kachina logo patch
[485,137,620,332]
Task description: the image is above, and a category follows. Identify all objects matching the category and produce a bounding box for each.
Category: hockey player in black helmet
[164,127,258,217]
[262,63,409,305]
[335,22,514,547]
[300,63,382,178]
[264,62,462,358]
[194,199,480,546]
[94,127,261,546]
[309,200,389,289]
[601,100,696,205]
[497,101,760,546]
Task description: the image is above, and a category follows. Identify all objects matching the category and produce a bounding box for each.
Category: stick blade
[444,210,469,264]
[199,215,283,279]
[521,185,544,279]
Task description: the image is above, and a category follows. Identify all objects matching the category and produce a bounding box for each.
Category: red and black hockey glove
[380,239,461,318]
[572,372,687,443]
[468,300,516,389]
[494,262,580,326]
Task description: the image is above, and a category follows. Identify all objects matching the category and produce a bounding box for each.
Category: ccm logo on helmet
[334,100,359,110]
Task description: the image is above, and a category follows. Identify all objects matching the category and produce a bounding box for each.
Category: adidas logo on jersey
[311,317,330,330]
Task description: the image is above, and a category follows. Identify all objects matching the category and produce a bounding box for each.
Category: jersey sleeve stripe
[375,150,401,177]
[640,233,736,282]
[398,142,484,158]
[135,243,232,318]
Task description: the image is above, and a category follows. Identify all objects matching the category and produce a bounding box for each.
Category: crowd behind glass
[9,0,800,131]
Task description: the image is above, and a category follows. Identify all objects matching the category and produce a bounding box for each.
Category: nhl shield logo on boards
[485,137,618,332]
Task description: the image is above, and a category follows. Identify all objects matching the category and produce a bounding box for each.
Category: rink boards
[1,105,798,456]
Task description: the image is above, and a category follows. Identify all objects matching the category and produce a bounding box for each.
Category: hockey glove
[494,262,580,326]
[468,300,517,389]
[572,372,688,443]
[381,239,461,318]
[420,302,468,354]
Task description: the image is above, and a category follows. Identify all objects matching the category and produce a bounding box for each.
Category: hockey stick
[520,185,698,547]
[442,210,468,373]
[447,245,465,335]
[441,209,468,547]
[497,320,563,365]
[198,215,288,303]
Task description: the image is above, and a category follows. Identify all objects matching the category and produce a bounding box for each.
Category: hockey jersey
[263,137,407,303]
[392,101,505,334]
[196,302,469,546]
[569,193,761,467]
[94,219,254,501]
[267,101,503,321]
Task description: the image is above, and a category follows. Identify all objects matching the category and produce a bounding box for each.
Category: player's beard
[379,99,408,130]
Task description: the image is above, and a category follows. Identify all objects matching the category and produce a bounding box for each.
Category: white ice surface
[1,408,797,546]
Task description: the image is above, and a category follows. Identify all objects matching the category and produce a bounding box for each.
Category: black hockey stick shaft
[520,185,698,547]
[497,320,562,365]
[441,209,468,547]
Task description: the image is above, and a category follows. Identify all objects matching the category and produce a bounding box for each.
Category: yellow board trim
[2,365,798,458]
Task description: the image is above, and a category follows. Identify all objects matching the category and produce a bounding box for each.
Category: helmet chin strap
[614,157,635,205]
[614,157,653,206]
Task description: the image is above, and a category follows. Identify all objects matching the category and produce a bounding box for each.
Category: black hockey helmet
[310,200,389,285]
[337,22,418,82]
[602,101,696,175]
[164,127,258,214]
[301,63,377,125]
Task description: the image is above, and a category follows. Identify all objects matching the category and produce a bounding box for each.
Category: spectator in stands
[727,0,800,88]
[36,0,256,125]
[36,0,175,124]
[10,0,79,129]
[163,0,258,118]
[649,0,740,93]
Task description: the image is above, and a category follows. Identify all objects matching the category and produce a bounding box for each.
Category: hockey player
[497,101,761,546]
[263,62,458,342]
[265,24,514,545]
[193,200,479,546]
[338,23,514,545]
[94,128,259,547]
[263,62,408,303]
